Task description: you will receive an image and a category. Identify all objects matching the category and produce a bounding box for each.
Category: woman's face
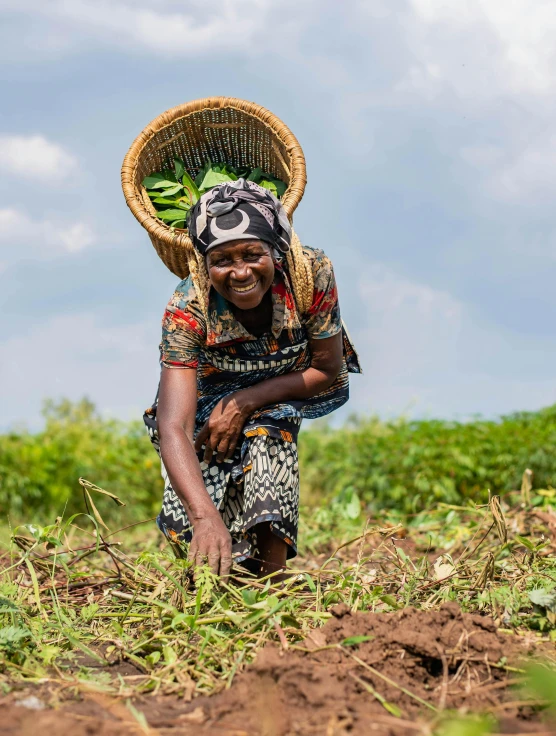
[206,239,275,309]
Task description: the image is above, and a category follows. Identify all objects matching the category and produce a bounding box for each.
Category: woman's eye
[211,259,229,268]
[245,253,262,261]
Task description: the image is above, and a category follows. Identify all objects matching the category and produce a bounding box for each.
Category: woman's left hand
[194,393,251,463]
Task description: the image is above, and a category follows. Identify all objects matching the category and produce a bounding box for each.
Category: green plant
[143,158,287,228]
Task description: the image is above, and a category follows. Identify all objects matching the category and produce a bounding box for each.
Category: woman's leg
[255,522,288,578]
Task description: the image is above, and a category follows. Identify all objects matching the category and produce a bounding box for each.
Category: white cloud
[0,312,160,430]
[57,222,95,253]
[355,264,462,387]
[2,0,278,58]
[0,208,94,259]
[0,135,77,180]
[408,0,556,96]
[460,129,556,204]
[348,263,556,418]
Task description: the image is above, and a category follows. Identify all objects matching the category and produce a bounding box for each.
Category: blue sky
[1,0,555,429]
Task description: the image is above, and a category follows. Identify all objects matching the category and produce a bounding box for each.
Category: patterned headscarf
[187,179,291,256]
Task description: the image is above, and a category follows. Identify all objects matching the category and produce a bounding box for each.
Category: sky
[1,0,555,429]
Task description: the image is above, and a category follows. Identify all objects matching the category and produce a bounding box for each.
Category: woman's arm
[157,367,232,577]
[194,332,343,463]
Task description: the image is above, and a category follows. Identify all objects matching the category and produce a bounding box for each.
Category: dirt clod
[329,602,351,618]
[191,604,546,735]
[0,606,552,736]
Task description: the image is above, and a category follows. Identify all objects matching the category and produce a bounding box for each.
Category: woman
[145,179,360,579]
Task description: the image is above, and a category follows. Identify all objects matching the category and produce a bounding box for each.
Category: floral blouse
[151,245,361,443]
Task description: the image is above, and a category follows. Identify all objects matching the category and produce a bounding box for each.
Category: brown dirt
[1,603,554,736]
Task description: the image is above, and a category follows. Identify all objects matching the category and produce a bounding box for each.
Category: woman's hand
[189,514,233,579]
[194,393,251,463]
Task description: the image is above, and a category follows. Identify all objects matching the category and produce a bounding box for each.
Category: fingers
[203,431,229,464]
[187,539,198,564]
[225,430,241,461]
[195,398,245,463]
[189,538,232,580]
[203,440,216,464]
[207,551,221,575]
[219,548,233,580]
[215,437,230,464]
[196,423,221,464]
[194,422,209,453]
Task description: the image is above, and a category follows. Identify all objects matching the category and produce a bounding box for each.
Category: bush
[0,399,161,524]
[1,399,555,525]
[299,407,556,512]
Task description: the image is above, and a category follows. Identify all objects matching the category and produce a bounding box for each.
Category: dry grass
[1,475,555,734]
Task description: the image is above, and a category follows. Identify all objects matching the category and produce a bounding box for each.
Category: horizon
[1,1,556,429]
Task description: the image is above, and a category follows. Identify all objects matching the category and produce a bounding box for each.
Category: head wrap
[188,179,291,256]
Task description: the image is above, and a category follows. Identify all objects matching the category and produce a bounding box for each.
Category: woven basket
[121,97,306,279]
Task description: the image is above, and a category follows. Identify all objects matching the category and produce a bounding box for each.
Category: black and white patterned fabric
[150,422,299,570]
[188,179,291,255]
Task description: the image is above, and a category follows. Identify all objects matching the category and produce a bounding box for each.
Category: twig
[273,620,289,650]
[349,671,404,718]
[435,643,449,711]
[341,646,438,712]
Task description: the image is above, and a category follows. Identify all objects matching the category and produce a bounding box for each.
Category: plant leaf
[174,157,185,181]
[526,664,556,710]
[342,635,373,647]
[150,179,181,190]
[259,179,278,197]
[515,535,536,551]
[149,197,182,205]
[63,630,106,664]
[194,159,211,188]
[379,594,400,610]
[181,170,200,203]
[199,168,237,191]
[343,491,361,520]
[529,588,556,613]
[163,645,178,666]
[79,478,125,507]
[434,555,456,580]
[156,183,183,197]
[260,175,287,198]
[83,489,109,530]
[156,209,192,221]
[142,172,167,188]
[246,167,263,183]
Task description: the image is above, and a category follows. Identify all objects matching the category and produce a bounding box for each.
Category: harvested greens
[142,158,287,229]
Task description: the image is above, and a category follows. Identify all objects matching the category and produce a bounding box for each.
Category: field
[1,401,556,735]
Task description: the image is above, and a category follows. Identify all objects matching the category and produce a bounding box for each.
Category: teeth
[231,281,258,293]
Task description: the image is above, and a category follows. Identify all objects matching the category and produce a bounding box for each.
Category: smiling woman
[206,240,275,314]
[144,179,361,579]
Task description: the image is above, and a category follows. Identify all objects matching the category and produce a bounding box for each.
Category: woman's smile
[206,239,275,309]
[230,280,259,294]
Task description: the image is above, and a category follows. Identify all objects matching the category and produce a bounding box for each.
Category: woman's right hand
[189,514,233,579]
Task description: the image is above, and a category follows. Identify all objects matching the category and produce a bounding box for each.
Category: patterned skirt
[152,431,300,571]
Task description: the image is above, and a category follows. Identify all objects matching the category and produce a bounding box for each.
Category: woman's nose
[230,261,252,281]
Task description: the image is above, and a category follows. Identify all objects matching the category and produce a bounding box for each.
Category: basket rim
[121,96,307,253]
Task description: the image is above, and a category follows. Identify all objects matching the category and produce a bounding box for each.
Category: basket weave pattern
[121,97,306,279]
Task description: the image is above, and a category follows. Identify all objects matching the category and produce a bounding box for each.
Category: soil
[1,603,554,736]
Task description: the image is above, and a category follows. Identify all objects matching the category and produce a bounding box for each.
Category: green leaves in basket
[174,157,185,181]
[194,159,212,188]
[246,167,263,183]
[260,176,287,198]
[157,183,183,196]
[142,172,171,189]
[198,165,238,192]
[156,209,191,222]
[149,179,179,190]
[143,158,287,229]
[181,170,201,203]
[149,197,189,207]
